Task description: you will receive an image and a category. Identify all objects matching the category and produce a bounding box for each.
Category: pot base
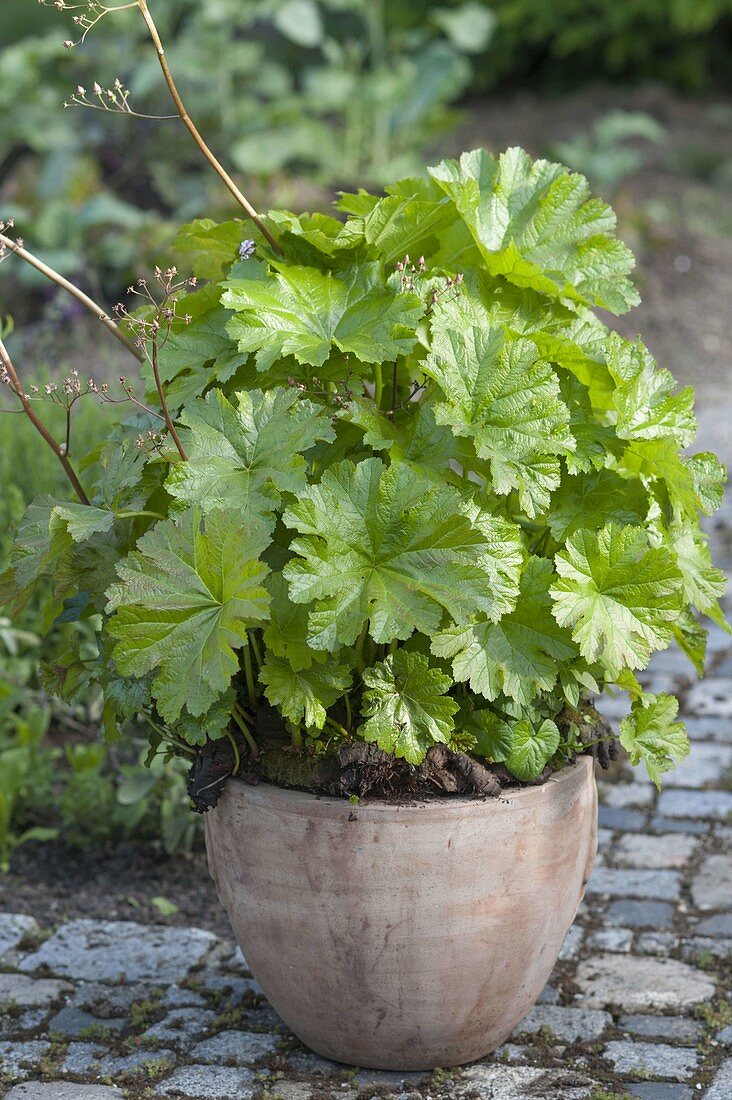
[206,757,597,1070]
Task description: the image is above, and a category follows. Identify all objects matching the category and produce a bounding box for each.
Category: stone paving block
[155,1063,259,1098]
[575,954,715,1009]
[614,833,699,869]
[603,1039,698,1079]
[5,1086,124,1099]
[624,1085,693,1100]
[161,984,207,1010]
[0,1007,48,1038]
[586,867,682,900]
[197,973,260,1003]
[587,927,634,952]
[558,924,584,960]
[691,853,732,908]
[0,915,38,959]
[680,935,732,961]
[656,789,732,819]
[60,1041,175,1076]
[271,1086,313,1100]
[604,900,675,929]
[716,1024,732,1045]
[619,1015,703,1042]
[61,1041,107,1074]
[685,678,732,717]
[536,983,560,1005]
[68,980,158,1015]
[649,816,709,835]
[459,1064,596,1098]
[684,716,732,743]
[513,1005,611,1042]
[635,933,678,956]
[662,741,732,787]
[48,1005,126,1037]
[352,1069,429,1090]
[694,912,732,936]
[705,1057,732,1100]
[0,1041,50,1082]
[141,1007,218,1049]
[599,806,647,831]
[600,783,655,808]
[18,920,217,983]
[0,973,72,1008]
[189,1028,279,1064]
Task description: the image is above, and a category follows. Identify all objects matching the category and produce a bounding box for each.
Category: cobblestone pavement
[1,511,731,1100]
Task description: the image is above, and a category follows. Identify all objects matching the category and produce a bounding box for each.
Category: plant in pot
[1,0,728,1073]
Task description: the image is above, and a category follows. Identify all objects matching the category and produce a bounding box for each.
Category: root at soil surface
[249,740,519,800]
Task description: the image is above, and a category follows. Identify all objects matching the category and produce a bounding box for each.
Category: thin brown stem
[0,233,141,361]
[149,332,187,460]
[0,338,90,505]
[135,0,282,255]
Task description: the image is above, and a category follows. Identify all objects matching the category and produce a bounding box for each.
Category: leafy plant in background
[0,0,494,317]
[549,111,665,197]
[1,0,729,816]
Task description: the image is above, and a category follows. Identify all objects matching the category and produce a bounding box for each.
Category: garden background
[0,6,732,1095]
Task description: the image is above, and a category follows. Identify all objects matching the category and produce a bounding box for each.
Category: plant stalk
[0,233,141,361]
[134,0,282,255]
[242,638,258,711]
[232,703,260,759]
[149,331,187,460]
[0,337,90,505]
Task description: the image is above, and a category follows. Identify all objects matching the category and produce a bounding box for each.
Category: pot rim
[223,754,594,819]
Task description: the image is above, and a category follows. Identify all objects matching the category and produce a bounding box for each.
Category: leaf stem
[0,337,90,505]
[242,639,258,711]
[325,715,350,739]
[232,703,260,759]
[343,692,352,732]
[115,509,167,521]
[248,630,263,670]
[134,0,282,255]
[373,363,384,409]
[224,727,241,776]
[0,232,141,361]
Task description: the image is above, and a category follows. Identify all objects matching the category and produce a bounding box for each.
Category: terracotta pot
[205,755,597,1070]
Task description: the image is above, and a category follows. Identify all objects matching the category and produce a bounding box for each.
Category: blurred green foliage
[0,365,197,866]
[5,0,730,314]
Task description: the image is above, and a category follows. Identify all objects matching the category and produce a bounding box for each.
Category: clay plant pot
[205,755,597,1070]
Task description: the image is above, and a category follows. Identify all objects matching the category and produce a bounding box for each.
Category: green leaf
[607,335,696,447]
[341,396,459,478]
[171,689,238,747]
[222,260,423,372]
[283,458,524,650]
[547,469,648,542]
[359,650,458,765]
[667,520,728,627]
[432,557,576,706]
[51,503,114,542]
[106,510,270,723]
[465,709,513,761]
[433,4,496,54]
[166,387,335,525]
[619,692,689,789]
[259,653,351,731]
[425,289,574,516]
[685,452,727,516]
[263,573,318,672]
[672,611,708,678]
[551,523,685,674]
[273,0,323,48]
[504,719,561,781]
[173,219,244,278]
[428,147,638,313]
